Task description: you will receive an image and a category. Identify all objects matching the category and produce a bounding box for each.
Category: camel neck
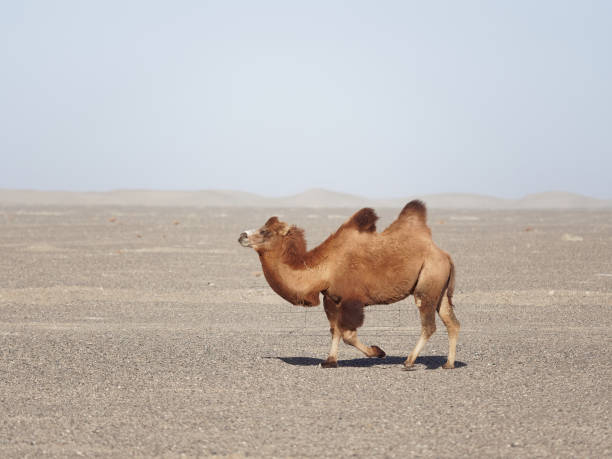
[258,250,328,306]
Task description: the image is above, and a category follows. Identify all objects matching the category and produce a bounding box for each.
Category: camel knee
[446,318,460,337]
[440,314,459,331]
[439,306,460,334]
[341,330,357,345]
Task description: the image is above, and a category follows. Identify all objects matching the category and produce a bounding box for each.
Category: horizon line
[0,187,610,202]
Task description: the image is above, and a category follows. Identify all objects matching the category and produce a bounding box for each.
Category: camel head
[238,216,291,253]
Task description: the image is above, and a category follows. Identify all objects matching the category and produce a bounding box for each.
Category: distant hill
[514,192,611,209]
[277,188,382,208]
[404,193,512,210]
[0,188,609,209]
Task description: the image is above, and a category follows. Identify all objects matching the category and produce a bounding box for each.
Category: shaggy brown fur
[348,207,378,232]
[238,200,460,369]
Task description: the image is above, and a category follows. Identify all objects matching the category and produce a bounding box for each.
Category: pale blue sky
[1,1,610,198]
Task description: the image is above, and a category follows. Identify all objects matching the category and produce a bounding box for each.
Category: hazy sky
[1,1,610,198]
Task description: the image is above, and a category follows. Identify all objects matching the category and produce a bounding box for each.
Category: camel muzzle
[238,232,251,247]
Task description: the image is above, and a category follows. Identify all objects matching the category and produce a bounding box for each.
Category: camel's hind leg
[404,295,437,368]
[438,292,460,369]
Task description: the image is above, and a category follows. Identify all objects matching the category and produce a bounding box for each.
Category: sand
[0,205,610,457]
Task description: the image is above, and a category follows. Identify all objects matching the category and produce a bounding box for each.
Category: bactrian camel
[238,200,460,369]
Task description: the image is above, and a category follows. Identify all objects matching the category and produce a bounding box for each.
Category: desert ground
[0,205,610,457]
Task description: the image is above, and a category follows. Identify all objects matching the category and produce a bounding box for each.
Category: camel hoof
[442,361,455,369]
[403,360,415,370]
[320,359,338,369]
[371,345,386,358]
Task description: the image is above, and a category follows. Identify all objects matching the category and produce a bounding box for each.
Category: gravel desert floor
[0,206,610,457]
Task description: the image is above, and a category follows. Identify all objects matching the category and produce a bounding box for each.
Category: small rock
[562,233,583,242]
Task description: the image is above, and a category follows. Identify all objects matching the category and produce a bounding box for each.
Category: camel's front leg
[322,295,341,368]
[322,297,386,367]
[341,329,386,359]
[322,326,342,368]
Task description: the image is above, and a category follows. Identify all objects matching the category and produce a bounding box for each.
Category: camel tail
[446,257,455,307]
[399,200,427,223]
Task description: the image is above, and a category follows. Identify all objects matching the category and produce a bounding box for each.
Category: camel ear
[265,216,279,227]
[279,224,291,236]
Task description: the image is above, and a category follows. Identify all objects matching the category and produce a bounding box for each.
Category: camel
[238,200,460,369]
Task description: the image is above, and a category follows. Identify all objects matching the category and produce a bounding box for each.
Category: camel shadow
[274,355,467,369]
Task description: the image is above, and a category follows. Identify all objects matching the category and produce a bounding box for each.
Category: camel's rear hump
[399,200,427,222]
[384,200,428,234]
